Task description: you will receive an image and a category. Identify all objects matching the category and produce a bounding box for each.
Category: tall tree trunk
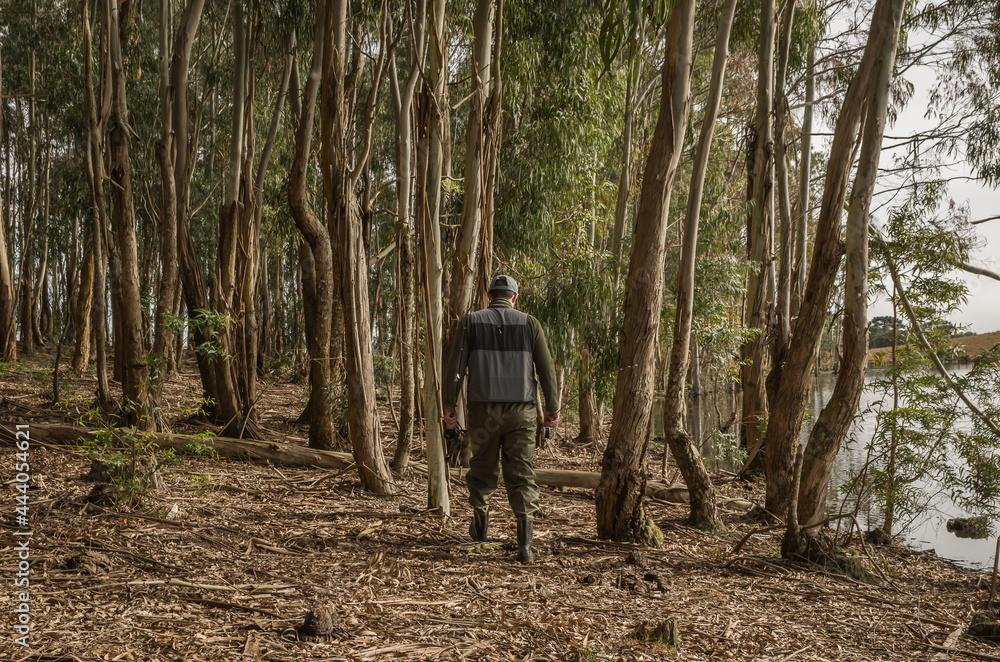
[577,347,601,444]
[288,0,336,451]
[419,0,450,512]
[32,147,50,348]
[19,51,37,357]
[444,0,494,354]
[322,0,397,494]
[793,46,815,318]
[473,4,502,311]
[0,44,15,363]
[152,0,178,404]
[662,0,737,532]
[739,0,777,477]
[82,0,113,412]
[610,52,641,290]
[595,0,696,544]
[171,0,221,418]
[107,0,151,428]
[794,0,905,529]
[213,0,252,435]
[389,0,427,472]
[771,0,796,371]
[251,43,293,375]
[72,240,95,373]
[764,0,903,519]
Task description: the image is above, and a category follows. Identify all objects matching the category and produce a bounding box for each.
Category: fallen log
[0,422,357,470]
[0,423,689,503]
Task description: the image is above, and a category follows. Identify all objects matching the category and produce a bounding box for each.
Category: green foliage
[706,428,745,466]
[373,353,397,401]
[844,190,1000,536]
[181,310,233,363]
[868,316,897,349]
[76,425,178,508]
[185,431,221,463]
[519,236,621,407]
[186,473,220,496]
[598,0,669,70]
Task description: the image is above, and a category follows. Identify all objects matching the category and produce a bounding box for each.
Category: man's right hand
[543,410,559,427]
[444,407,459,430]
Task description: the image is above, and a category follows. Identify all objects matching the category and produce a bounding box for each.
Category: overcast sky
[814,16,1000,334]
[868,77,1000,334]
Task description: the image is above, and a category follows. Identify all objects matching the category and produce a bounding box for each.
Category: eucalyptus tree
[444,0,502,354]
[419,0,450,510]
[81,0,114,411]
[16,39,40,357]
[739,0,777,476]
[790,0,906,534]
[71,221,94,373]
[288,0,336,451]
[661,0,739,532]
[173,0,230,422]
[150,0,201,396]
[105,0,152,427]
[771,0,796,366]
[765,0,907,526]
[0,44,15,363]
[387,0,427,472]
[321,0,397,495]
[595,0,696,544]
[794,42,814,315]
[216,1,294,433]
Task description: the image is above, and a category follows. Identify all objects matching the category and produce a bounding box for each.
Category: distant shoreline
[867,329,1000,363]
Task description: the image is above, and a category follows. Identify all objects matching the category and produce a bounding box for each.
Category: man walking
[443,275,560,563]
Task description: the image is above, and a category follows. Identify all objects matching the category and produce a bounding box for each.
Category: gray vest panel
[466,306,537,403]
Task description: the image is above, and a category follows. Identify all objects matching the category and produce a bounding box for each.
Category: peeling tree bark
[793,47,815,320]
[795,0,906,529]
[739,0,777,476]
[772,0,796,371]
[444,0,495,355]
[288,0,335,451]
[152,0,178,409]
[82,0,113,412]
[322,0,397,495]
[0,45,15,363]
[595,0,696,544]
[420,0,451,512]
[388,0,427,473]
[764,0,904,520]
[106,0,151,428]
[662,0,737,533]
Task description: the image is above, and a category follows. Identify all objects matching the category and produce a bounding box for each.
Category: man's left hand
[543,410,559,427]
[444,407,459,430]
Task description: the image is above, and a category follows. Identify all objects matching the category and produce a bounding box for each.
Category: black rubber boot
[469,509,489,542]
[516,517,534,564]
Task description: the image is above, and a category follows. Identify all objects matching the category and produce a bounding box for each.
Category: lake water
[663,365,997,570]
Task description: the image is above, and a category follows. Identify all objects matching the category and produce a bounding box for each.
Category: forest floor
[2,351,999,661]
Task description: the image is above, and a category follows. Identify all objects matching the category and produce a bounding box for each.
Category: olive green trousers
[465,402,538,519]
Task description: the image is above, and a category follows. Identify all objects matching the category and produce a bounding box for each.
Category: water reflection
[654,365,995,569]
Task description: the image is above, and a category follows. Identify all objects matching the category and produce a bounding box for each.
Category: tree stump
[291,607,349,642]
[633,619,680,647]
[64,551,112,575]
[82,457,164,491]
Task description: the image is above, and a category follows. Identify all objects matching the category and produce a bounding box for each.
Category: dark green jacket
[443,299,560,412]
